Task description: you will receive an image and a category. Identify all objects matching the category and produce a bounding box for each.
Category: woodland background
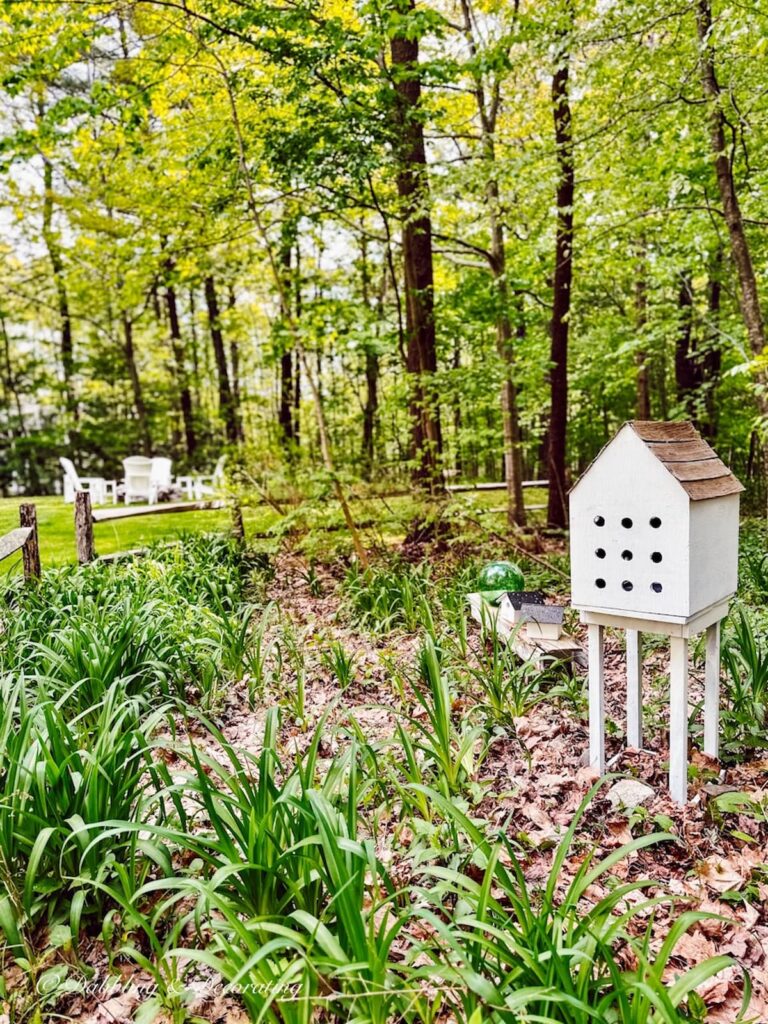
[0,0,766,527]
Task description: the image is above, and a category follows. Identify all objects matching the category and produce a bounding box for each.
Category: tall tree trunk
[460,0,526,525]
[362,348,379,479]
[293,241,302,447]
[121,313,152,456]
[634,243,651,419]
[231,337,242,436]
[0,315,37,494]
[697,0,765,361]
[0,315,27,440]
[293,350,301,446]
[278,222,296,450]
[547,20,574,529]
[389,0,442,491]
[164,271,197,458]
[697,0,768,502]
[227,286,244,442]
[280,360,294,444]
[189,286,200,403]
[40,154,77,432]
[204,275,238,445]
[657,347,669,421]
[674,272,698,416]
[702,248,723,439]
[452,337,462,476]
[359,232,379,479]
[279,360,294,446]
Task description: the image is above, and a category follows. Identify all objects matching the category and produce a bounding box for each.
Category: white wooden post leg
[588,623,605,774]
[626,629,643,749]
[704,620,721,759]
[668,636,689,804]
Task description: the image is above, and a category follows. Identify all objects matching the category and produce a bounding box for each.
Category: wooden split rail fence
[1,479,549,578]
[0,503,41,580]
[0,493,239,578]
[445,479,548,494]
[74,490,239,564]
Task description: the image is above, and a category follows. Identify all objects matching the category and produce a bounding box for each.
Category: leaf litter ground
[52,544,768,1023]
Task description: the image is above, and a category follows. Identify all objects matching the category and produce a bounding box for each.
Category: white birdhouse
[570,421,742,622]
[569,421,743,804]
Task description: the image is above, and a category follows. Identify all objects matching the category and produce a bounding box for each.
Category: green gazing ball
[477,560,525,603]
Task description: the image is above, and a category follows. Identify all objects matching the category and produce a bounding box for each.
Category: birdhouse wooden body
[569,421,743,805]
[570,421,742,624]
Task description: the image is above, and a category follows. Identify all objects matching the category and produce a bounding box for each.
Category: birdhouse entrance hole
[590,515,666,602]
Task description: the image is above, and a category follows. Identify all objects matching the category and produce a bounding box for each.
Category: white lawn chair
[150,457,173,502]
[59,457,116,505]
[123,455,153,504]
[193,455,227,499]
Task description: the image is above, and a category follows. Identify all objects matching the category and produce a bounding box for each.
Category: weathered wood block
[467,593,580,668]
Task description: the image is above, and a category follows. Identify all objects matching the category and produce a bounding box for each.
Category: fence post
[75,490,95,563]
[231,499,245,547]
[19,503,41,580]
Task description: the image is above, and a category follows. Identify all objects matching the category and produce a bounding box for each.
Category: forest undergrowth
[0,524,766,1024]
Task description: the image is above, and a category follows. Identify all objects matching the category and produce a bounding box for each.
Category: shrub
[342,561,431,633]
[0,534,269,705]
[0,678,171,952]
[410,783,746,1023]
[720,609,768,761]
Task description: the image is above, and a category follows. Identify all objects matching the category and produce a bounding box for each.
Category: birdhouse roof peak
[627,421,743,500]
[571,421,744,501]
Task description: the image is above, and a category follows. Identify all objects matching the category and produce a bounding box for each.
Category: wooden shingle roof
[629,421,744,500]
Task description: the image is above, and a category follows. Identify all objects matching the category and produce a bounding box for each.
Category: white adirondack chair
[59,457,116,505]
[123,455,153,504]
[193,455,227,499]
[150,457,173,502]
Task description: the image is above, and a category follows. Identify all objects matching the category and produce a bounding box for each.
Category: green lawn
[0,496,279,571]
